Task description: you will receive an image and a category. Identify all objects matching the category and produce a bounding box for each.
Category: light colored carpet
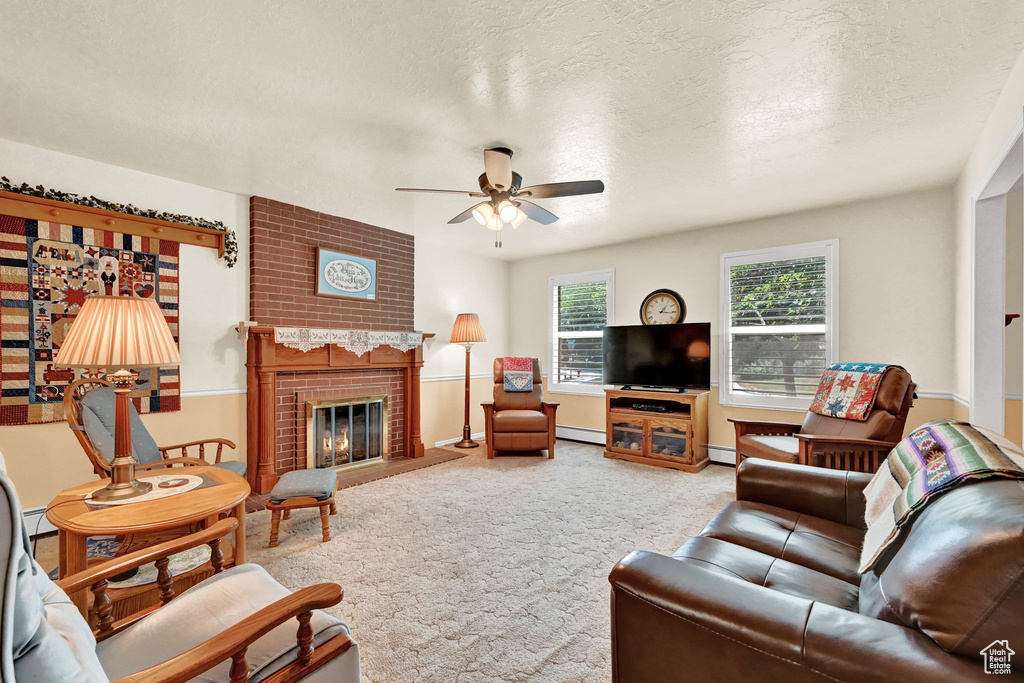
[246,441,735,683]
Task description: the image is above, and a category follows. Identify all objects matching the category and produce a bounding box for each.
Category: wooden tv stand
[604,388,710,473]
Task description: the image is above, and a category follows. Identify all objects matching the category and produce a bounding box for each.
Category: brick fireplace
[280,369,404,472]
[245,197,422,493]
[249,196,413,330]
[306,393,388,470]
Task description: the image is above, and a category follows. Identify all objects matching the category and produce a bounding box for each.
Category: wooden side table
[46,466,249,616]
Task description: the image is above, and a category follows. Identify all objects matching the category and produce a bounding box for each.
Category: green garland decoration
[0,177,238,267]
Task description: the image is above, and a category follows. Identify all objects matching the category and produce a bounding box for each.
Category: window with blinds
[720,241,838,410]
[548,269,614,393]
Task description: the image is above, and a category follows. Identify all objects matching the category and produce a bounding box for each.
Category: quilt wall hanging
[0,213,180,425]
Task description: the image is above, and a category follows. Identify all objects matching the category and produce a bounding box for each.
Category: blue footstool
[266,469,338,547]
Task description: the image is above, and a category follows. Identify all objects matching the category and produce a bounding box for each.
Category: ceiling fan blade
[396,187,488,197]
[447,204,481,224]
[517,200,559,225]
[517,180,605,199]
[484,148,514,191]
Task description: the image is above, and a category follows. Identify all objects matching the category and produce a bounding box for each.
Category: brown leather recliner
[609,458,1024,682]
[481,358,559,459]
[730,366,916,473]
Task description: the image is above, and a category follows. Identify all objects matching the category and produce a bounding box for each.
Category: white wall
[955,50,1024,400]
[0,137,249,392]
[507,187,961,459]
[510,187,957,396]
[414,240,510,447]
[0,138,522,502]
[0,138,250,507]
[415,239,510,380]
[1007,190,1023,396]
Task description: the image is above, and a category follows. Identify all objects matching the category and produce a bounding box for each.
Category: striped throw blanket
[503,357,534,392]
[859,419,1024,573]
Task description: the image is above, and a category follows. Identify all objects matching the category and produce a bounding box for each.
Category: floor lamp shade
[54,295,181,370]
[450,313,485,449]
[52,295,180,501]
[450,313,486,345]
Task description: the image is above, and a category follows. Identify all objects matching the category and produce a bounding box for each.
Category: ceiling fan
[396,147,605,247]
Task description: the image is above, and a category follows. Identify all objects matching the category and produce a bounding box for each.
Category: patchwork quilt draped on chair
[502,356,534,392]
[809,362,906,421]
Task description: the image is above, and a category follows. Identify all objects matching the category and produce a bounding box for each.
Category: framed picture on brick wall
[315,246,378,300]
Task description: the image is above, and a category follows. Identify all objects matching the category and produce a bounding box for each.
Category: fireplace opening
[306,395,387,470]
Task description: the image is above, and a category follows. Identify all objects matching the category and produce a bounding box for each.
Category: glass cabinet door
[649,422,690,461]
[609,420,645,454]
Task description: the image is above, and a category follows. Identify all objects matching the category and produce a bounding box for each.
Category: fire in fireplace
[306,395,388,470]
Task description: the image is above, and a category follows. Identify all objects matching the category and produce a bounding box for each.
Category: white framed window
[720,240,838,411]
[548,269,615,395]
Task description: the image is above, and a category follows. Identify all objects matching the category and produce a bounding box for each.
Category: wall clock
[641,289,686,325]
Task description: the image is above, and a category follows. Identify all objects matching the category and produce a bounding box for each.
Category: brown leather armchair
[729,366,915,473]
[609,458,1024,682]
[481,358,559,459]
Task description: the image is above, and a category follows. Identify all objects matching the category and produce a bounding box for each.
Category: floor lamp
[450,313,486,449]
[54,295,182,500]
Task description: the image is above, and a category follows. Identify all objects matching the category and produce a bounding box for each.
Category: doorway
[971,112,1024,434]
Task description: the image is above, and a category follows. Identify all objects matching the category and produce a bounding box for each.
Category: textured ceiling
[1,1,1023,259]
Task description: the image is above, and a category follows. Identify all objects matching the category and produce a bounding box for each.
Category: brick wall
[250,196,415,472]
[276,369,406,473]
[249,196,414,329]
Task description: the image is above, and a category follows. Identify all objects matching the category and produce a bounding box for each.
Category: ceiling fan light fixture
[497,199,518,222]
[471,202,494,226]
[399,147,604,247]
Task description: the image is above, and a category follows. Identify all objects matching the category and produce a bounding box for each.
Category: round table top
[46,466,250,536]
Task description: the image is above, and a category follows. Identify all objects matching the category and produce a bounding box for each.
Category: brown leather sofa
[609,458,1024,682]
[481,358,558,459]
[730,366,915,473]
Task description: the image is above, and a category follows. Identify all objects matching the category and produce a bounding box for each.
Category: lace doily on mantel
[274,328,423,355]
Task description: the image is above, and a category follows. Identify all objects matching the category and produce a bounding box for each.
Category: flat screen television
[602,322,711,390]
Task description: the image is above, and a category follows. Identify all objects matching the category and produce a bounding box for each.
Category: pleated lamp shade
[54,295,181,370]
[450,313,486,345]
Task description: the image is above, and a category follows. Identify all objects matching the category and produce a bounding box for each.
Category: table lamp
[54,295,181,500]
[450,313,486,448]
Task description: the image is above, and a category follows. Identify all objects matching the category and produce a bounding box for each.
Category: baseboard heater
[555,425,734,465]
[434,425,734,466]
[23,506,58,538]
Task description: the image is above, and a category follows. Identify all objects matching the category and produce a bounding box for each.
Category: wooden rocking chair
[65,378,245,479]
[1,458,360,681]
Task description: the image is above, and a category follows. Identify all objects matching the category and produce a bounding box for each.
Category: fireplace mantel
[244,326,433,493]
[274,327,424,354]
